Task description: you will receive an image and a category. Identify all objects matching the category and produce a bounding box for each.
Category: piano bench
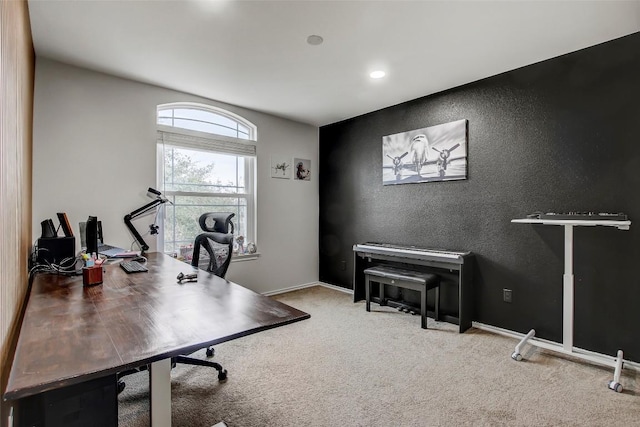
[364,265,440,329]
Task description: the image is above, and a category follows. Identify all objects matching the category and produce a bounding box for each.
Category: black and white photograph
[382,119,468,185]
[294,158,311,181]
[271,156,292,179]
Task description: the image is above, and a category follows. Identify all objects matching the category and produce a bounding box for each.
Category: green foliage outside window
[163,148,246,254]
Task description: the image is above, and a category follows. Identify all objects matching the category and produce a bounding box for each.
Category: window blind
[157,130,256,157]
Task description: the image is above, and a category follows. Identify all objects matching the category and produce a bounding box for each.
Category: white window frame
[156,103,257,257]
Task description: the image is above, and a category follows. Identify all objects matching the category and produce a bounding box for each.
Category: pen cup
[83,266,103,286]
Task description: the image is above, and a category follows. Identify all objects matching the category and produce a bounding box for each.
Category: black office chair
[190,212,235,278]
[172,212,235,376]
[117,213,234,392]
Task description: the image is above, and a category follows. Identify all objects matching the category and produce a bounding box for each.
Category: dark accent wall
[319,32,640,361]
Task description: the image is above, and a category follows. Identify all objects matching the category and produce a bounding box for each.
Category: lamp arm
[128,198,166,219]
[123,198,167,252]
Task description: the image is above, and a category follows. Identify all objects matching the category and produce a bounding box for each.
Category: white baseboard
[261,281,319,296]
[262,281,353,296]
[318,281,353,294]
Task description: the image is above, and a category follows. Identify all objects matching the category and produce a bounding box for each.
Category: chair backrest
[191,213,235,278]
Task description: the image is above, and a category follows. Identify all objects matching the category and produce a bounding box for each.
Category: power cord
[29,244,83,281]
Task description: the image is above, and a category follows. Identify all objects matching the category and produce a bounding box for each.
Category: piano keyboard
[353,242,469,262]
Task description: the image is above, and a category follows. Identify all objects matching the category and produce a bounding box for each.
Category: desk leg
[150,358,172,427]
[563,225,574,352]
[607,350,624,393]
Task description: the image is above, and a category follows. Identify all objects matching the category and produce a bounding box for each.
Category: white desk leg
[150,358,172,427]
[563,225,574,352]
[608,350,625,393]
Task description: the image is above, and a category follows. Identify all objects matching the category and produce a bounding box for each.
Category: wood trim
[0,0,34,420]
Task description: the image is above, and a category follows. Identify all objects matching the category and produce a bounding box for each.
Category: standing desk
[511,217,630,392]
[3,253,310,426]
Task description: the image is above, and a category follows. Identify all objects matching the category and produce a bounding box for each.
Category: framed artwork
[271,156,291,179]
[293,158,311,181]
[382,119,468,185]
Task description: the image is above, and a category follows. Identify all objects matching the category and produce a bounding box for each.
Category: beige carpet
[118,286,639,426]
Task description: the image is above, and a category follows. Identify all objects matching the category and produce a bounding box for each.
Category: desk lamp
[124,188,169,252]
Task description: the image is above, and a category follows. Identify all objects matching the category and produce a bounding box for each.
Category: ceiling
[28,1,640,127]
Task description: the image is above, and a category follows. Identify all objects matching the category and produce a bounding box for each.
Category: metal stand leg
[512,329,535,361]
[150,358,172,427]
[563,225,574,351]
[607,350,624,393]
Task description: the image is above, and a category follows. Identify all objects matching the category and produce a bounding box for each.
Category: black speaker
[37,237,75,265]
[41,219,57,238]
[86,216,98,255]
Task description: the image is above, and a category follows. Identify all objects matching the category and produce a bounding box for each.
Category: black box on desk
[36,237,75,265]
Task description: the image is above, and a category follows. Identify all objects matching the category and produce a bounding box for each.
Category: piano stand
[511,218,631,392]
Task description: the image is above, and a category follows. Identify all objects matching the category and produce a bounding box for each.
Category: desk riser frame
[511,218,631,392]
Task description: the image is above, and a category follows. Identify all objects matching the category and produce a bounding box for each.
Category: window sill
[168,252,259,265]
[232,252,260,262]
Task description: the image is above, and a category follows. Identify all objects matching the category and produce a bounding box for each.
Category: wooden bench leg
[365,275,371,312]
[434,286,440,321]
[379,282,386,306]
[420,287,427,329]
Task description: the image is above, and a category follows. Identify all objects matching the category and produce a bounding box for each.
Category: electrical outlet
[503,288,512,303]
[340,260,347,271]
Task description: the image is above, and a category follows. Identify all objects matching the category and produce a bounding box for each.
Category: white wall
[32,58,319,294]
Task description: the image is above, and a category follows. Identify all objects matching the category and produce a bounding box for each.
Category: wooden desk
[3,253,310,426]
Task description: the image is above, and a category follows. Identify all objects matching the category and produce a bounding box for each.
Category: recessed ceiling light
[370,70,386,79]
[307,35,324,46]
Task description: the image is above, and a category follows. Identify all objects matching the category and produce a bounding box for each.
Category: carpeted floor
[118,285,639,426]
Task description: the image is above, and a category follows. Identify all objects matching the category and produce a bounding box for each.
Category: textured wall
[0,0,34,422]
[319,32,640,361]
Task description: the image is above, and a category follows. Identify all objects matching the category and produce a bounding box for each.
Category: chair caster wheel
[608,381,623,393]
[218,370,228,381]
[117,381,126,394]
[511,352,522,361]
[206,347,215,357]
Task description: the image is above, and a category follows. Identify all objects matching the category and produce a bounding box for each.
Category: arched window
[157,102,257,256]
[157,103,255,140]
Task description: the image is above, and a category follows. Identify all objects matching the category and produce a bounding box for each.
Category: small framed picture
[271,156,292,179]
[293,158,311,181]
